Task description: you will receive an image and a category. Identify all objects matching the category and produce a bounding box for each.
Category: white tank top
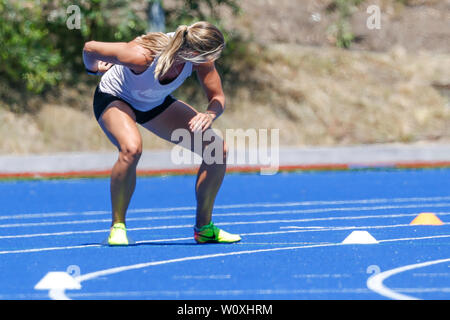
[98,56,193,112]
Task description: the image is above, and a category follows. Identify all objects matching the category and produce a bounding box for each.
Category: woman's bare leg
[142,100,227,229]
[98,101,142,226]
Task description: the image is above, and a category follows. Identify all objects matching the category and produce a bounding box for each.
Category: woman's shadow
[82,239,199,247]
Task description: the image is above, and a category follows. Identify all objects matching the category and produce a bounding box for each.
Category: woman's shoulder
[125,41,155,73]
[128,41,155,63]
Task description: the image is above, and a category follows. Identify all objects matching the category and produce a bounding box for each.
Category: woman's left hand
[188,112,216,133]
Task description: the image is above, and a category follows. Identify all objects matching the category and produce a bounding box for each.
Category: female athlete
[83,21,241,245]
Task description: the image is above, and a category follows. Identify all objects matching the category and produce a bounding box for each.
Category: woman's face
[190,50,221,65]
[176,51,216,66]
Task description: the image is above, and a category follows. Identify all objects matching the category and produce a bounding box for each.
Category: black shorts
[93,86,177,124]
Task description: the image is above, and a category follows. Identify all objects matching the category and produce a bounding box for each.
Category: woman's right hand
[97,61,114,75]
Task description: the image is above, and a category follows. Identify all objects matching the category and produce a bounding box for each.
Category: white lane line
[235,242,322,245]
[136,237,192,243]
[367,258,450,300]
[2,202,450,229]
[6,286,450,300]
[64,234,450,300]
[378,234,450,243]
[74,243,341,283]
[1,288,373,299]
[2,221,448,256]
[412,273,450,278]
[67,288,373,298]
[0,237,195,255]
[172,274,231,280]
[3,196,450,221]
[280,226,328,230]
[62,287,450,298]
[0,228,110,240]
[391,287,450,293]
[275,211,450,227]
[1,211,449,241]
[0,244,100,254]
[0,293,49,300]
[0,212,78,221]
[292,273,352,279]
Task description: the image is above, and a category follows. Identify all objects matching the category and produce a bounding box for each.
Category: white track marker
[342,231,379,244]
[34,272,81,300]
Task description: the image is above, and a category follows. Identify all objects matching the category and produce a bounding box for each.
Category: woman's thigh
[141,100,224,158]
[98,100,142,152]
[141,100,197,140]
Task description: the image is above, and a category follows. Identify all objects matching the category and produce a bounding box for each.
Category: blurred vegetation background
[0,0,449,153]
[0,0,243,111]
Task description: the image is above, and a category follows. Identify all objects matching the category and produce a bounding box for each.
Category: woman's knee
[119,141,142,165]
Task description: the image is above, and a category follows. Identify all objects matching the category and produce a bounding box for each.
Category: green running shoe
[108,223,129,246]
[194,222,241,244]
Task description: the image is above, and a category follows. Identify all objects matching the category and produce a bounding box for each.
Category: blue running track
[0,168,449,300]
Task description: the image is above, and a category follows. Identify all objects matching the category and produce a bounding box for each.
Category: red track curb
[0,161,449,180]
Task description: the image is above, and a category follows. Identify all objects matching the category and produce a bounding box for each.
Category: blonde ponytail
[154,25,189,80]
[134,32,170,60]
[154,21,225,80]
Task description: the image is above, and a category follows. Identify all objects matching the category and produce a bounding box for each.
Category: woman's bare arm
[194,61,226,119]
[83,41,151,74]
[189,61,226,132]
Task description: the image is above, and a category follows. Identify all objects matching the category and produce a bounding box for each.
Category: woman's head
[173,21,225,63]
[137,21,225,79]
